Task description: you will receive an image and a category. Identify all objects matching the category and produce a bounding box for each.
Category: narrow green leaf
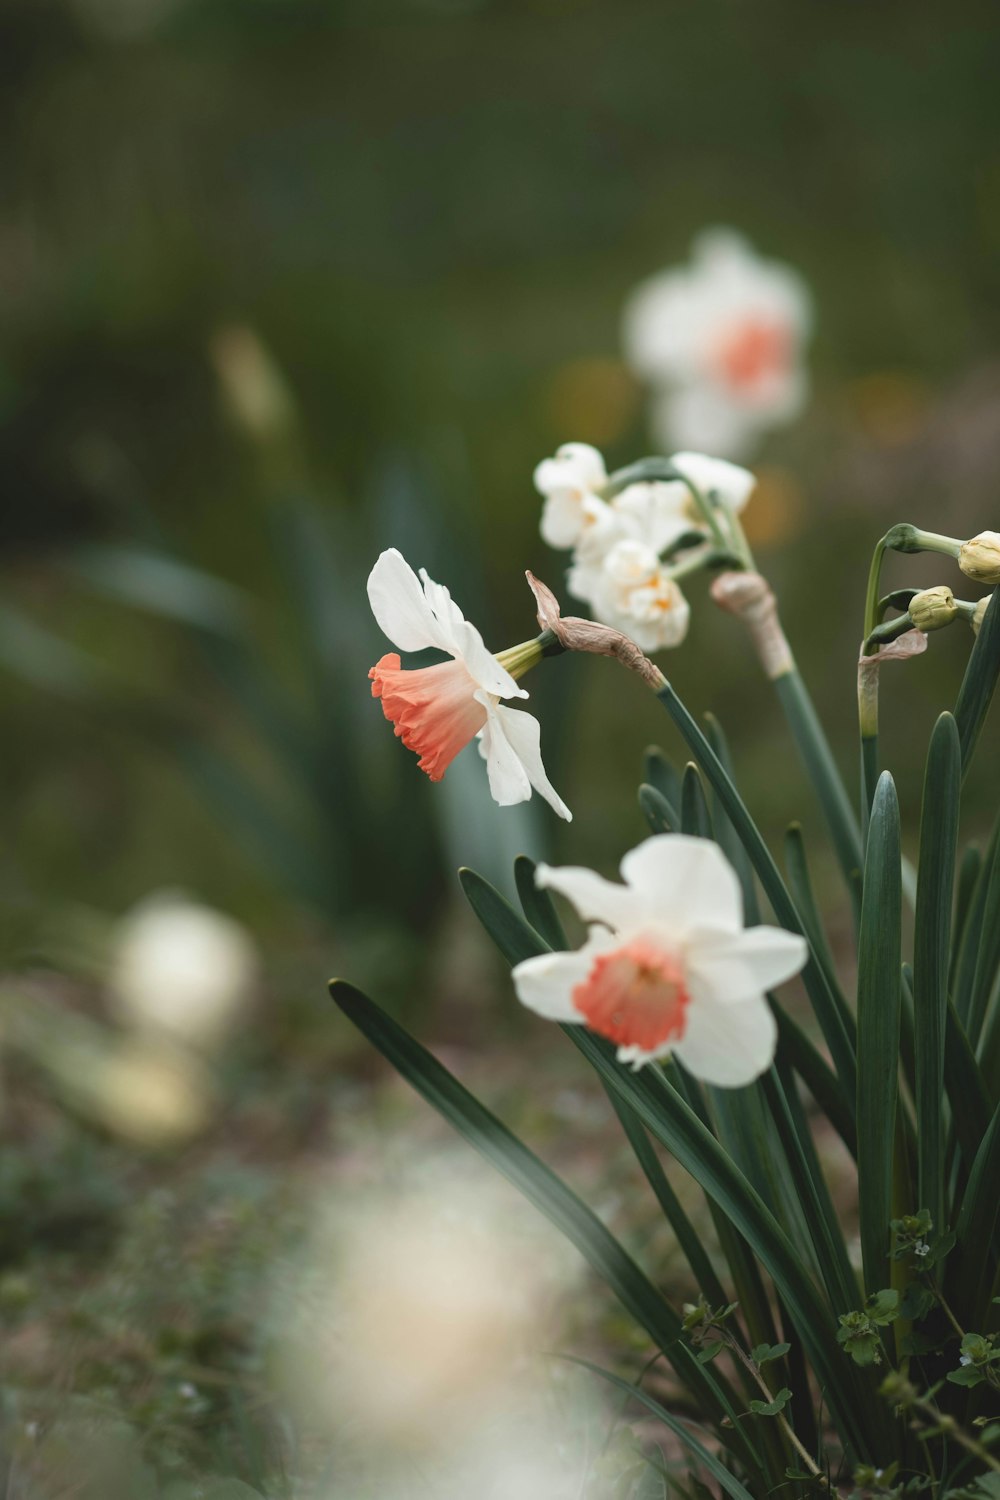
[62,544,248,637]
[603,1088,728,1309]
[563,1028,883,1463]
[655,680,857,1097]
[856,772,902,1295]
[459,867,547,966]
[704,714,760,926]
[638,783,678,835]
[954,814,1000,1026]
[951,843,983,990]
[681,763,713,839]
[913,714,961,1230]
[950,1103,1000,1331]
[944,998,993,1171]
[561,1356,758,1500]
[514,855,567,952]
[329,980,758,1472]
[967,833,1000,1049]
[783,822,852,1032]
[772,667,865,920]
[772,1004,857,1157]
[954,587,1000,773]
[644,745,682,810]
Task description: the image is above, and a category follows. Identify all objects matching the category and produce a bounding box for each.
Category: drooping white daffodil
[623,230,812,459]
[533,443,608,549]
[368,549,571,820]
[512,835,807,1082]
[584,540,691,653]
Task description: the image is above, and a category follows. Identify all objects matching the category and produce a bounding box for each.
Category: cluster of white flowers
[533,441,756,652]
[622,229,812,459]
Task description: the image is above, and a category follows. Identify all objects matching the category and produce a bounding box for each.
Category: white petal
[489,704,572,820]
[511,950,593,1021]
[673,991,777,1087]
[476,700,532,807]
[669,452,756,514]
[687,925,808,1005]
[653,387,758,461]
[534,864,637,930]
[367,548,447,652]
[619,835,743,934]
[540,491,587,549]
[416,569,523,699]
[533,443,606,497]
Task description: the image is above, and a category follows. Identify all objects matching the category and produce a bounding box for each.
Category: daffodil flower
[533,443,608,549]
[585,540,691,652]
[512,835,807,1081]
[368,549,571,820]
[623,230,811,459]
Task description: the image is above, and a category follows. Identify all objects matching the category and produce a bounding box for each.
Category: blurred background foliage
[3,0,1000,1487]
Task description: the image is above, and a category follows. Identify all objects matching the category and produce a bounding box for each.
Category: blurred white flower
[623,230,812,458]
[513,834,807,1081]
[279,1160,579,1453]
[585,540,691,652]
[533,442,608,548]
[109,893,257,1050]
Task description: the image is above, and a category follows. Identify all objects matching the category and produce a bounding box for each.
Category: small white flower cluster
[533,442,756,652]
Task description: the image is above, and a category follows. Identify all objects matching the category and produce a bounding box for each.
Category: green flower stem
[716,1327,826,1482]
[605,458,731,555]
[773,666,865,925]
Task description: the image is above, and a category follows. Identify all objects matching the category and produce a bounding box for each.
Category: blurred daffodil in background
[623,229,812,458]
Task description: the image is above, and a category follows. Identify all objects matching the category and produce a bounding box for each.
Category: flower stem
[721,1331,826,1482]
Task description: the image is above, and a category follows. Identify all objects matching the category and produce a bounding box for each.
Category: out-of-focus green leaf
[856,772,902,1295]
[912,713,961,1229]
[62,545,248,637]
[783,822,851,1032]
[950,1103,1000,1331]
[0,604,104,697]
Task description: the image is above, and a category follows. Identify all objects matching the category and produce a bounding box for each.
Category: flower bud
[971,595,990,636]
[909,585,957,633]
[959,531,1000,584]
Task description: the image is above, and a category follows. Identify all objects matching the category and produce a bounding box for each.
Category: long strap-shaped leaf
[949,1102,1000,1330]
[561,1354,758,1500]
[561,1026,884,1464]
[328,979,761,1478]
[913,714,961,1231]
[654,681,857,1097]
[856,772,902,1296]
[954,586,1000,774]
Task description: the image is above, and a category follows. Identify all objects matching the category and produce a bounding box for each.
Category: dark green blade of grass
[953,812,1000,1027]
[783,822,852,1033]
[655,680,857,1099]
[950,843,982,992]
[561,1356,758,1500]
[855,772,902,1295]
[681,762,713,839]
[949,1102,1000,1330]
[644,745,683,810]
[563,1028,884,1464]
[704,714,760,926]
[953,587,1000,774]
[912,714,961,1231]
[329,979,760,1476]
[514,854,567,951]
[965,833,1000,1050]
[639,782,678,835]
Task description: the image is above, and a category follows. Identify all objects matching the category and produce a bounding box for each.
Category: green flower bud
[959,531,1000,584]
[972,596,990,636]
[909,585,957,632]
